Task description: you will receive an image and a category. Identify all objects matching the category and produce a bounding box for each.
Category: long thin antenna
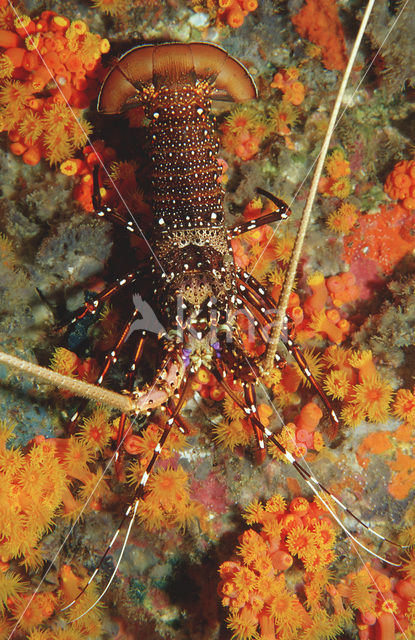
[263,0,376,371]
[0,350,134,412]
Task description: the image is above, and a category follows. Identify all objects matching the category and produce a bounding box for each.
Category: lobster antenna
[0,349,134,413]
[263,0,376,372]
[214,372,405,566]
[62,498,140,622]
[6,0,167,277]
[0,0,381,409]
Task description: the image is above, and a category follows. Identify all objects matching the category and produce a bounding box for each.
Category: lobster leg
[211,367,403,565]
[60,423,173,619]
[92,166,143,236]
[61,372,190,621]
[131,342,186,413]
[166,370,194,436]
[237,270,341,435]
[244,382,266,463]
[284,316,340,438]
[68,309,148,434]
[228,188,290,238]
[113,330,147,456]
[63,272,139,331]
[213,341,266,460]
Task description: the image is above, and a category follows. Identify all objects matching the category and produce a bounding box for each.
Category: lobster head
[168,242,233,310]
[153,240,235,340]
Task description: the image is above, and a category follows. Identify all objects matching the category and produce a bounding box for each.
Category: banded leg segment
[237,269,341,435]
[244,382,266,462]
[113,329,148,468]
[64,272,139,331]
[61,421,173,620]
[68,308,145,428]
[92,166,142,236]
[284,316,340,437]
[211,366,404,565]
[228,188,290,238]
[233,283,286,377]
[62,373,190,621]
[214,344,266,460]
[166,373,194,436]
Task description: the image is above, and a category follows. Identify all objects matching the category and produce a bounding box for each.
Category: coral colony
[0,0,415,639]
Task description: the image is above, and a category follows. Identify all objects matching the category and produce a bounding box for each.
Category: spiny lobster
[50,42,403,619]
[0,32,405,631]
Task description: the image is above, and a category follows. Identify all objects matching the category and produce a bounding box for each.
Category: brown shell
[98,42,257,114]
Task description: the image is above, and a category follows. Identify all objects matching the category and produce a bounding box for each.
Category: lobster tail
[98,42,257,114]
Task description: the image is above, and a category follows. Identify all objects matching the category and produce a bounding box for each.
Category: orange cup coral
[0,7,107,165]
[218,494,352,640]
[384,159,415,210]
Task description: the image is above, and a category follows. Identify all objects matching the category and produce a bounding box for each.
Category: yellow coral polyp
[330,176,352,199]
[325,149,350,179]
[351,375,393,423]
[79,33,102,64]
[63,436,94,472]
[269,423,296,461]
[297,347,324,388]
[25,33,40,51]
[327,202,358,234]
[393,388,415,426]
[268,589,305,636]
[223,392,245,422]
[100,38,110,54]
[50,347,79,376]
[242,499,265,525]
[18,113,43,145]
[9,592,57,630]
[226,105,259,134]
[136,466,207,532]
[340,402,366,428]
[0,80,32,110]
[269,102,298,136]
[313,520,336,547]
[14,14,31,28]
[68,19,87,35]
[70,117,93,148]
[232,565,258,598]
[274,233,294,264]
[265,494,287,514]
[213,419,249,450]
[60,159,78,175]
[0,54,14,79]
[78,408,111,451]
[322,345,350,369]
[53,15,70,28]
[262,366,282,389]
[323,369,351,400]
[348,349,372,369]
[42,103,73,130]
[0,234,17,269]
[0,571,27,614]
[226,611,259,640]
[307,271,324,287]
[237,530,268,566]
[93,0,126,16]
[286,524,315,559]
[381,598,398,614]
